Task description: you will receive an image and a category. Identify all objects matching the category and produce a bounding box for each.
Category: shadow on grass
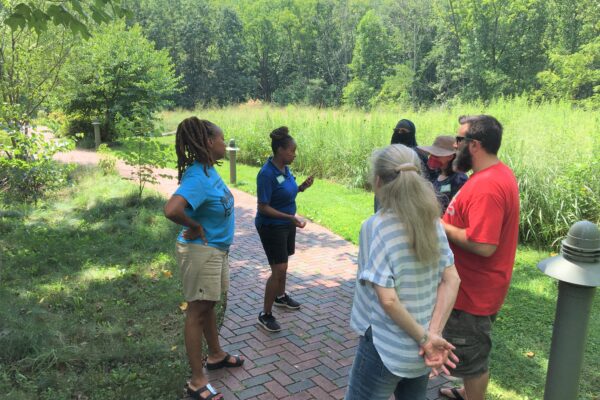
[2,170,599,400]
[0,183,231,399]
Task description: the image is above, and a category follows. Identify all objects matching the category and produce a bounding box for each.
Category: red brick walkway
[54,150,454,400]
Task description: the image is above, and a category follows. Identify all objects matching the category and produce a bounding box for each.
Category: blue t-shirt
[174,162,235,250]
[255,157,298,226]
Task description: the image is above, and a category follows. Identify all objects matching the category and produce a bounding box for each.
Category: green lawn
[1,164,599,399]
[0,168,203,399]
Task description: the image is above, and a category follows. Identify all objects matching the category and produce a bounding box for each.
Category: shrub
[114,113,171,200]
[0,104,74,203]
[59,21,181,142]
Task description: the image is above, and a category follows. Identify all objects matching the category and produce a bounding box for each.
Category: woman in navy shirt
[417,135,468,214]
[256,126,313,332]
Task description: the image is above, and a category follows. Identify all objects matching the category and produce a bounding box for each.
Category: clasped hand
[418,332,459,376]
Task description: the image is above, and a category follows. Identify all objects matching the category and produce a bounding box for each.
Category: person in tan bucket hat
[418,135,468,214]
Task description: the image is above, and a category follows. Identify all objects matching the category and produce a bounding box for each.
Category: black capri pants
[256,223,296,265]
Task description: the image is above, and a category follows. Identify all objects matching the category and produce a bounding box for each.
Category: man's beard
[453,145,473,172]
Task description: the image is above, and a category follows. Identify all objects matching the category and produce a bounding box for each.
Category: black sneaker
[274,293,301,310]
[258,312,281,332]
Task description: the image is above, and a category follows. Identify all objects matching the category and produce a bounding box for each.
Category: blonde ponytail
[372,144,441,265]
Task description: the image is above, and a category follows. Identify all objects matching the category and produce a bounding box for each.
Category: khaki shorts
[176,242,229,302]
[443,309,496,378]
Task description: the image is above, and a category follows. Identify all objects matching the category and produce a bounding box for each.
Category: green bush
[59,20,181,142]
[114,113,171,200]
[0,104,75,203]
[0,158,74,204]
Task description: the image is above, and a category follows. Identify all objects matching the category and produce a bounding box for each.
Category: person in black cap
[374,119,434,212]
[390,119,430,172]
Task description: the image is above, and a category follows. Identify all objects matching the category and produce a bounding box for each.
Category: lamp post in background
[92,120,101,149]
[537,220,600,400]
[226,138,239,184]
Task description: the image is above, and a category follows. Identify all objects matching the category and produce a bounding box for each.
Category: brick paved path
[55,149,455,400]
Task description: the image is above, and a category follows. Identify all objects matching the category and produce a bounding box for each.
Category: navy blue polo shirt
[255,157,298,227]
[434,172,468,213]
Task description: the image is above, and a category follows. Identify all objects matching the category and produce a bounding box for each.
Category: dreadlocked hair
[175,117,221,182]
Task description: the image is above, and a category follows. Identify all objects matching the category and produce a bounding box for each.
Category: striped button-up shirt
[350,213,454,378]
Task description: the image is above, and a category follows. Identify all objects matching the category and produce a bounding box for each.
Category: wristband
[418,331,429,346]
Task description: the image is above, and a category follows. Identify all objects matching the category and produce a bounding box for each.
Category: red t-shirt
[443,162,519,316]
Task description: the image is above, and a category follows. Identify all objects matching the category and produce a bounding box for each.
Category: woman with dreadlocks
[164,117,244,400]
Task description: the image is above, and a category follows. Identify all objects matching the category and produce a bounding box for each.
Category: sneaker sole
[273,302,301,310]
[257,318,282,333]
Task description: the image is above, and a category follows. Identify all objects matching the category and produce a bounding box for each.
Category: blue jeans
[345,327,429,400]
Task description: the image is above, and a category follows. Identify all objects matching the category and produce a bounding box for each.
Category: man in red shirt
[440,115,519,400]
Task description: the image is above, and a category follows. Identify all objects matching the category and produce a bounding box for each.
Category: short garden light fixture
[226,138,239,184]
[537,220,600,400]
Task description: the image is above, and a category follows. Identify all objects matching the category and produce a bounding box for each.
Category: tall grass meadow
[159,98,599,248]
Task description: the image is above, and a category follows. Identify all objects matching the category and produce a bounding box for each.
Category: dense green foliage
[57,21,180,140]
[156,101,600,248]
[3,0,599,143]
[122,0,599,108]
[4,0,128,37]
[0,104,74,203]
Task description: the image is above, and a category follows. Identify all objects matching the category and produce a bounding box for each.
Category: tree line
[1,0,598,134]
[125,0,599,109]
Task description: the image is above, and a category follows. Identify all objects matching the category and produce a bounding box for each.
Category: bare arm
[164,195,206,243]
[442,221,497,257]
[257,202,306,228]
[374,284,456,370]
[429,265,461,335]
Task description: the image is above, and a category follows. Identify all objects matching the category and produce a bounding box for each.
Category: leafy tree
[58,21,180,141]
[211,8,251,104]
[242,0,289,102]
[0,2,77,117]
[375,64,414,106]
[537,37,600,107]
[342,79,375,109]
[430,0,548,101]
[343,10,392,107]
[4,0,128,38]
[381,0,437,105]
[114,111,171,201]
[128,0,249,107]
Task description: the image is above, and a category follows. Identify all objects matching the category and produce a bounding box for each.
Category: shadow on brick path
[54,149,456,399]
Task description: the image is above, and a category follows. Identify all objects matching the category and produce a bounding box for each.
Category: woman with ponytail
[255,126,314,332]
[345,144,461,400]
[164,117,244,400]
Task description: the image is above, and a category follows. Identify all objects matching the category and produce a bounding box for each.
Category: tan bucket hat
[417,135,456,157]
